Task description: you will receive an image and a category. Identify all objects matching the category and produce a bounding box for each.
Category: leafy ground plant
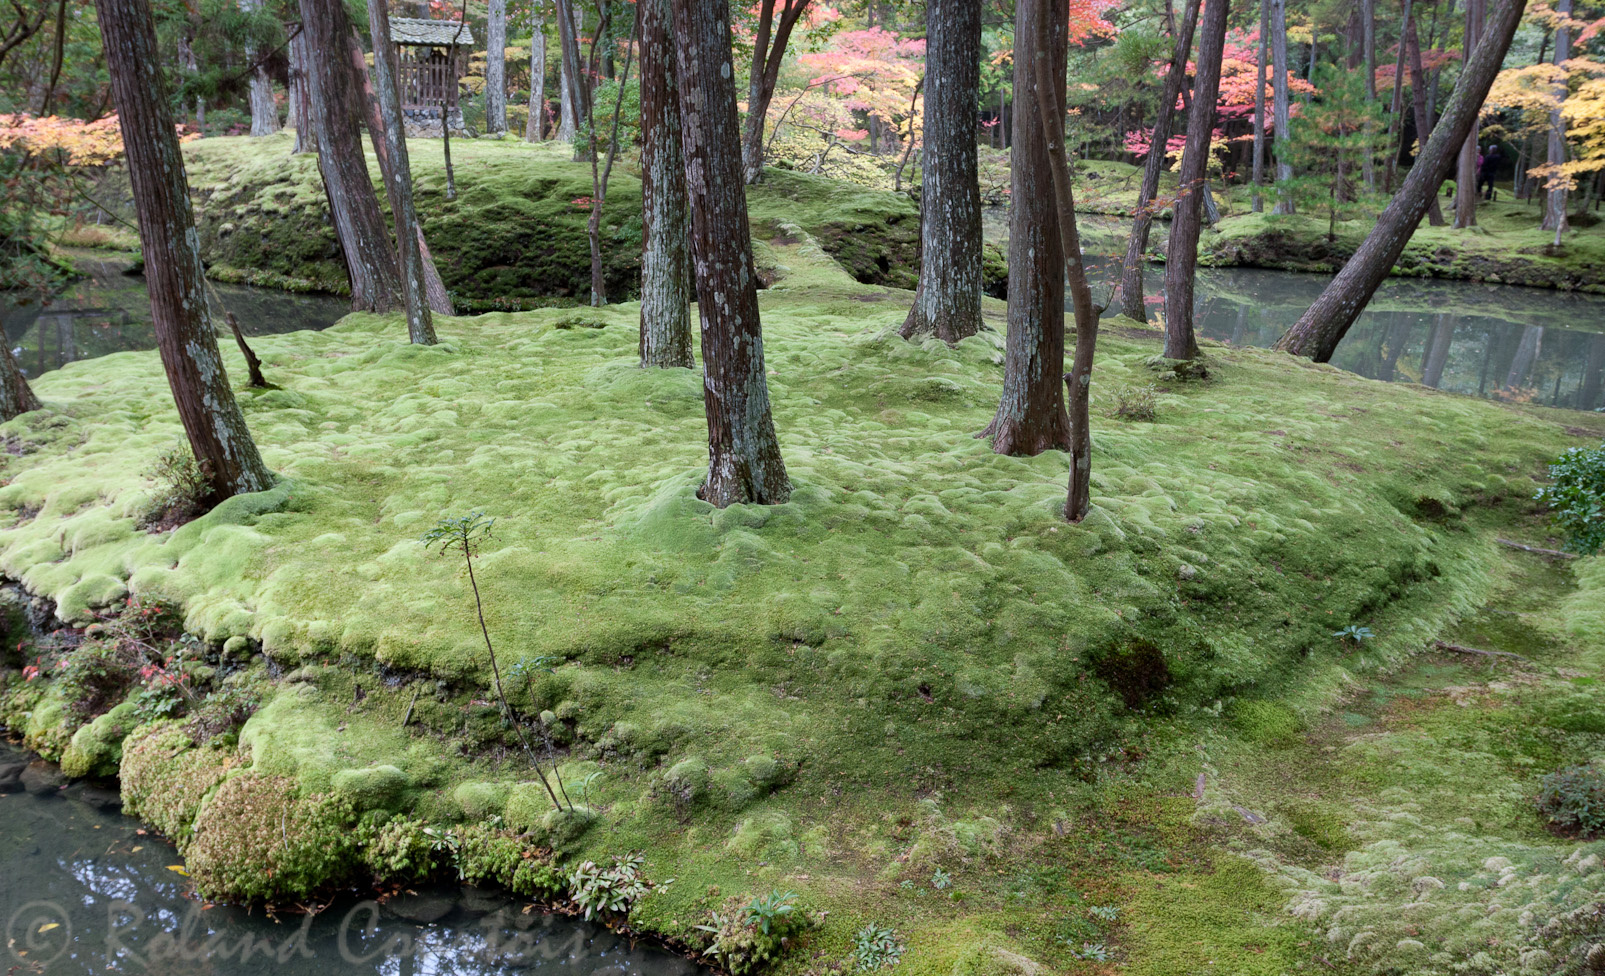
[853,924,903,971]
[1113,384,1159,421]
[140,444,212,529]
[1537,763,1605,836]
[569,852,668,921]
[1535,443,1605,554]
[697,890,806,974]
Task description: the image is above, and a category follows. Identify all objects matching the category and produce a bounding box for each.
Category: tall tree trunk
[557,5,577,142]
[740,0,812,185]
[1541,0,1571,234]
[585,5,638,306]
[1252,0,1268,211]
[486,0,508,135]
[1453,0,1484,228]
[348,32,454,316]
[0,339,40,420]
[95,0,273,501]
[1422,313,1454,386]
[1407,13,1447,225]
[639,0,693,368]
[1270,0,1296,213]
[670,0,791,506]
[364,0,436,344]
[289,24,315,153]
[1382,0,1413,191]
[981,0,1070,456]
[239,0,279,135]
[526,15,547,141]
[40,0,67,115]
[1163,0,1229,361]
[1118,0,1200,321]
[1362,0,1377,189]
[1273,0,1529,361]
[900,0,983,343]
[1030,0,1099,522]
[300,0,404,312]
[555,0,590,157]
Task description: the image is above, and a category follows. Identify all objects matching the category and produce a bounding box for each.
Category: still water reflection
[1,256,349,379]
[0,745,698,976]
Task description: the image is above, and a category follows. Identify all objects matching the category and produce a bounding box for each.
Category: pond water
[2,255,349,379]
[995,211,1605,413]
[0,744,699,976]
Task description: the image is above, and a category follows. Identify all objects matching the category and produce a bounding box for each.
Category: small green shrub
[1535,444,1605,554]
[358,816,444,882]
[56,640,138,720]
[569,852,666,921]
[1113,385,1159,422]
[853,924,902,971]
[1332,624,1375,645]
[697,890,807,974]
[141,445,213,528]
[1536,763,1605,836]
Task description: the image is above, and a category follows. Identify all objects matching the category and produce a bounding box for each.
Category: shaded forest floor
[5,145,1605,974]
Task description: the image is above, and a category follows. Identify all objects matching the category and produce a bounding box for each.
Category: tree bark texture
[1541,0,1571,233]
[0,340,40,420]
[1270,0,1296,213]
[555,0,589,153]
[1454,0,1484,228]
[1252,0,1268,211]
[1406,13,1447,225]
[289,24,315,153]
[1119,0,1200,321]
[1362,0,1377,188]
[740,0,811,185]
[639,0,694,368]
[557,5,577,142]
[1030,1,1099,522]
[239,0,279,136]
[670,0,791,506]
[299,0,403,313]
[364,0,437,344]
[899,0,983,343]
[1383,0,1412,191]
[95,0,274,500]
[486,0,508,135]
[1273,0,1529,361]
[982,0,1070,456]
[526,17,547,141]
[1162,0,1229,361]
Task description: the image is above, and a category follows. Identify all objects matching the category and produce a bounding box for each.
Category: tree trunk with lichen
[1270,0,1296,214]
[900,0,982,344]
[95,0,273,501]
[639,0,693,368]
[1274,0,1529,361]
[526,17,547,141]
[1163,0,1228,361]
[981,0,1070,457]
[671,0,790,506]
[1541,0,1571,234]
[486,0,508,136]
[0,343,40,420]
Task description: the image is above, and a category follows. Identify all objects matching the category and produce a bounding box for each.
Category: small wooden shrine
[388,17,475,115]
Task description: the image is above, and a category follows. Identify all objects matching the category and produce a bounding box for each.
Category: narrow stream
[0,744,699,976]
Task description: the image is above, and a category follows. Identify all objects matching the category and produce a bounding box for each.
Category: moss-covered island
[5,140,1605,975]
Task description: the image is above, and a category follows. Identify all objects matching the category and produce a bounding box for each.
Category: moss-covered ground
[4,150,1605,974]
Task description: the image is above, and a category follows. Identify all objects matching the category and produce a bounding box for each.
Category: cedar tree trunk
[1118,0,1200,321]
[900,0,983,343]
[486,0,508,136]
[1541,0,1571,233]
[670,0,791,505]
[639,0,694,368]
[981,0,1070,456]
[240,0,279,136]
[1252,0,1267,211]
[364,0,436,344]
[1273,0,1528,361]
[1162,0,1229,361]
[1453,0,1484,228]
[95,0,274,500]
[526,16,547,141]
[299,0,404,312]
[555,0,590,156]
[1362,0,1376,189]
[0,342,40,420]
[740,0,811,185]
[1270,0,1296,213]
[1407,15,1447,225]
[289,24,315,153]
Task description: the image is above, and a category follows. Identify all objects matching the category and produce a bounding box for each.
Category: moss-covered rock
[331,764,411,812]
[61,700,138,778]
[119,723,239,845]
[185,772,358,903]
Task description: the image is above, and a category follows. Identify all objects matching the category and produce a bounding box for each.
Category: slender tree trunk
[1407,13,1447,225]
[40,0,66,115]
[670,0,790,506]
[740,0,812,185]
[526,16,547,141]
[557,4,578,141]
[348,33,454,316]
[585,5,638,306]
[223,312,268,388]
[364,0,436,344]
[487,0,508,135]
[1453,0,1484,228]
[1274,0,1529,361]
[300,0,404,312]
[1252,0,1268,212]
[95,0,273,500]
[1422,313,1453,386]
[900,0,983,343]
[1383,0,1413,191]
[1118,0,1200,321]
[1030,1,1099,522]
[289,24,315,153]
[555,0,590,157]
[639,0,693,368]
[1541,0,1571,234]
[1270,0,1296,213]
[982,0,1069,456]
[1163,0,1229,361]
[0,337,39,419]
[1362,0,1377,189]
